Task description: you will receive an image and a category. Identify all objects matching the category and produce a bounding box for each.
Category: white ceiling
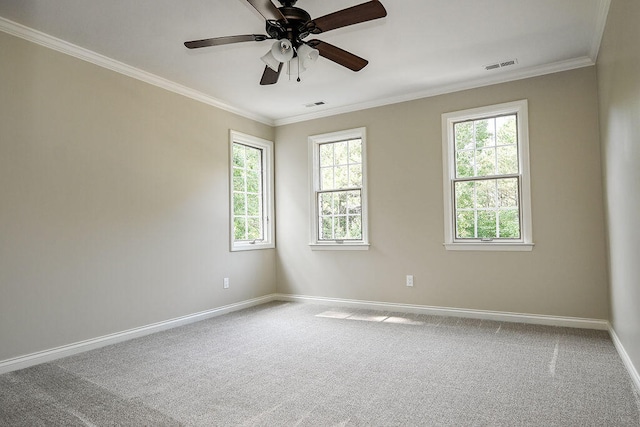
[0,0,609,125]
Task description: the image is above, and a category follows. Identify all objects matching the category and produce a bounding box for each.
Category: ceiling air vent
[305,101,326,108]
[484,58,518,71]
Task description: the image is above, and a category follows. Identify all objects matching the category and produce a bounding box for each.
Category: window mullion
[494,179,500,238]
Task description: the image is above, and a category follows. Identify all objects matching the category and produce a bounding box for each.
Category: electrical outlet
[223,278,229,289]
[406,275,414,287]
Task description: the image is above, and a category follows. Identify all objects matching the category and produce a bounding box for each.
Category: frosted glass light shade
[271,39,294,62]
[261,51,280,72]
[297,43,319,68]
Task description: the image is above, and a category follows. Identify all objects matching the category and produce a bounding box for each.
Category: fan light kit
[184,0,387,85]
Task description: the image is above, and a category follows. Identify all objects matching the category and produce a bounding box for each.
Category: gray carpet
[1,301,639,426]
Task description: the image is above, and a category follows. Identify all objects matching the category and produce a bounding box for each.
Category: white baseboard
[0,294,276,375]
[608,326,640,394]
[0,293,615,377]
[274,293,610,330]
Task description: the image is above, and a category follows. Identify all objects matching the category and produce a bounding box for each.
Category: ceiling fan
[184,0,387,85]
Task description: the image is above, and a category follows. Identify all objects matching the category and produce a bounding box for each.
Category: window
[441,100,533,251]
[229,131,274,251]
[309,128,369,250]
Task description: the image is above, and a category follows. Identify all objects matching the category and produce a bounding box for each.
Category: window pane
[233,168,245,192]
[476,179,497,208]
[456,150,474,178]
[318,190,362,241]
[349,139,362,163]
[246,171,260,193]
[348,215,362,239]
[476,148,496,177]
[247,217,262,240]
[496,115,517,145]
[454,178,522,240]
[320,143,333,167]
[246,194,260,216]
[474,119,494,148]
[334,141,348,165]
[454,121,474,151]
[320,216,333,240]
[234,217,246,240]
[233,193,245,215]
[455,181,474,210]
[499,209,520,238]
[456,211,475,238]
[320,192,333,215]
[245,147,261,171]
[335,216,347,239]
[336,192,347,215]
[349,164,362,188]
[232,144,245,167]
[321,167,334,190]
[498,178,519,208]
[347,191,361,214]
[497,145,518,174]
[477,210,497,238]
[334,165,348,189]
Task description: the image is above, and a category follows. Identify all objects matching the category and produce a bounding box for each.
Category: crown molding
[274,0,611,126]
[2,0,610,129]
[274,56,595,126]
[590,0,612,61]
[0,16,275,126]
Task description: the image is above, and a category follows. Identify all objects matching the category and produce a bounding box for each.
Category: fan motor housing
[279,6,311,23]
[266,6,312,44]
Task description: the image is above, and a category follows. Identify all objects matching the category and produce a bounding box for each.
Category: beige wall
[275,67,609,320]
[0,21,616,364]
[0,32,276,361]
[597,0,640,378]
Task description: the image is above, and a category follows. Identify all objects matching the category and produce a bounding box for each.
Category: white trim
[0,17,273,126]
[590,0,612,61]
[608,326,640,394]
[0,295,276,375]
[443,243,534,252]
[310,243,370,251]
[229,131,275,252]
[2,294,619,379]
[308,127,369,248]
[274,57,595,126]
[274,294,609,330]
[1,16,604,128]
[441,100,533,250]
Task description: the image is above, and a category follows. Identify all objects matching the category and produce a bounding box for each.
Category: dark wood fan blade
[184,34,267,49]
[247,0,288,23]
[308,40,368,71]
[260,63,283,85]
[307,1,387,34]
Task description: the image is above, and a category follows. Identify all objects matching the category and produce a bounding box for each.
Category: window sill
[231,243,275,252]
[310,243,370,251]
[443,242,534,252]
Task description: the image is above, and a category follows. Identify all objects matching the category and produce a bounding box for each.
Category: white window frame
[441,100,534,251]
[229,130,275,252]
[308,127,369,250]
